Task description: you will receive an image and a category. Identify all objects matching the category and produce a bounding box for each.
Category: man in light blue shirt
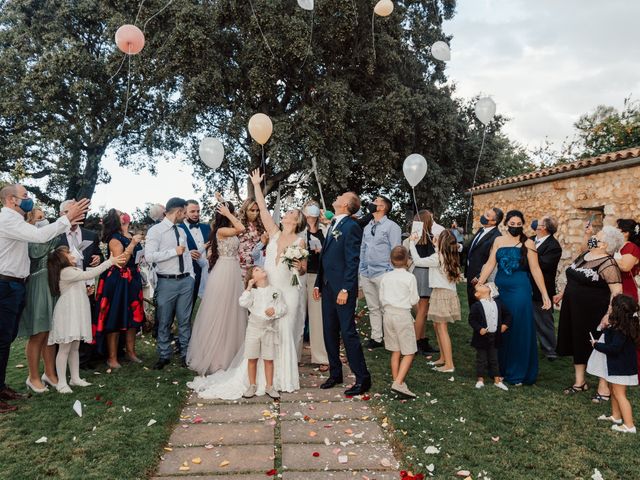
[359,196,402,348]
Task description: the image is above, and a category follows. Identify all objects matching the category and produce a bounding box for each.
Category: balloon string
[143,0,174,33]
[134,0,146,25]
[311,158,327,211]
[248,0,275,59]
[119,48,132,135]
[108,54,127,83]
[261,144,267,192]
[300,9,314,70]
[371,11,376,61]
[412,187,420,218]
[465,125,488,233]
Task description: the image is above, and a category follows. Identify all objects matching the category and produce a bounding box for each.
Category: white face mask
[35,219,49,228]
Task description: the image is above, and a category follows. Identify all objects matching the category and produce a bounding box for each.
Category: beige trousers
[306,273,328,364]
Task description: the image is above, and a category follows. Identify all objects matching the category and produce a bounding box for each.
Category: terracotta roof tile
[469,147,640,192]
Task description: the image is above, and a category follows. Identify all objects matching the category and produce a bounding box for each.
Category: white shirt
[480,298,499,333]
[239,285,287,323]
[0,208,71,278]
[144,218,194,276]
[535,234,550,248]
[327,214,348,237]
[379,268,419,309]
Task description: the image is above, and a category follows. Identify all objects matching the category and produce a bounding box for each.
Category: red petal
[415,474,425,480]
[312,452,320,457]
[266,469,277,476]
[400,471,408,478]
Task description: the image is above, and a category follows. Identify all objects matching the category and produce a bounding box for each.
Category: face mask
[324,210,334,221]
[367,203,378,215]
[507,226,523,237]
[35,219,49,228]
[120,213,131,225]
[587,236,599,249]
[16,197,34,213]
[304,205,320,217]
[531,220,538,231]
[479,215,489,226]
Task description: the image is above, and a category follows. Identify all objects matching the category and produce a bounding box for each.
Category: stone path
[153,349,400,479]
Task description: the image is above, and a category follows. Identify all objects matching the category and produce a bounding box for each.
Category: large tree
[0,0,530,219]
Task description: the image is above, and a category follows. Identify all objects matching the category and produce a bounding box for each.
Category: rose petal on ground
[178,466,190,471]
[456,471,471,477]
[204,444,214,449]
[338,455,348,464]
[309,431,317,437]
[424,446,440,454]
[324,437,331,445]
[164,447,173,452]
[266,468,277,476]
[312,452,320,457]
[191,457,201,464]
[147,419,157,427]
[35,436,47,444]
[491,436,500,442]
[380,458,392,467]
[426,464,435,472]
[219,460,230,467]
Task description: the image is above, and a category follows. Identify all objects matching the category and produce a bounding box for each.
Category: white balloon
[198,137,224,170]
[403,154,428,187]
[297,0,314,10]
[474,97,496,126]
[431,41,451,61]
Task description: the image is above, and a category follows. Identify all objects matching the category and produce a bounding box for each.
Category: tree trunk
[64,147,106,202]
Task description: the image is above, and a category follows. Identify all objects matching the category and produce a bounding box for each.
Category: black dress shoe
[153,358,170,370]
[0,386,26,401]
[344,378,372,396]
[320,378,343,389]
[422,340,440,354]
[365,339,384,349]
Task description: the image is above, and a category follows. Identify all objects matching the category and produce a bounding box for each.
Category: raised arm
[215,203,246,238]
[60,255,123,282]
[249,169,279,236]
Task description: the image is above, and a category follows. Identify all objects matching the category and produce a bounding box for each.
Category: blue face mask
[531,220,538,231]
[17,197,34,213]
[479,215,489,226]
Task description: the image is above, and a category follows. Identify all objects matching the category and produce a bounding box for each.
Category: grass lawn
[0,333,192,480]
[361,285,640,479]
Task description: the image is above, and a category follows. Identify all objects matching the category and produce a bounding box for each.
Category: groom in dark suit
[313,192,372,396]
[529,215,562,360]
[465,207,503,307]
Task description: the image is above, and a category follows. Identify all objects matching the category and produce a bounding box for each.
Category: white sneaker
[494,382,509,391]
[475,381,485,389]
[611,424,636,433]
[265,386,280,400]
[70,378,92,387]
[597,414,623,424]
[56,384,73,394]
[391,382,417,398]
[243,384,257,398]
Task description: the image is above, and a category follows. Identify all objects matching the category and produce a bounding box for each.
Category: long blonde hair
[238,198,265,235]
[437,230,461,283]
[415,210,434,246]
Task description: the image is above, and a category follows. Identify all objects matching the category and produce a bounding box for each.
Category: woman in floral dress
[237,198,265,279]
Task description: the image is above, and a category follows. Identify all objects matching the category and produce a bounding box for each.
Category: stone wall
[472,163,640,289]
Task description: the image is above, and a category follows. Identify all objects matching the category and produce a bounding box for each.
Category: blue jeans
[155,276,194,360]
[0,280,26,389]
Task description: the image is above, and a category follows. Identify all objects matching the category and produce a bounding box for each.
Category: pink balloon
[115,24,145,55]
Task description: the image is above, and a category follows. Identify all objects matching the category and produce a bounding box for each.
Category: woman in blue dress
[477,210,551,385]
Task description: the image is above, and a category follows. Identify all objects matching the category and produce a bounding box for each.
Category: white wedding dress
[187,231,304,399]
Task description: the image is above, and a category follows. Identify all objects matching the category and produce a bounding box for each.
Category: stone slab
[181,404,276,424]
[281,443,399,471]
[157,445,274,475]
[154,475,270,480]
[280,400,374,421]
[280,388,350,403]
[169,422,274,446]
[281,419,385,444]
[187,392,274,405]
[282,471,400,480]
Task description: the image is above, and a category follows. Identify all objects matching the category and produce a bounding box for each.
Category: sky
[91,0,640,214]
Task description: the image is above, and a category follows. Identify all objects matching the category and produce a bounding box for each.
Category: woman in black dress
[95,210,145,368]
[555,226,624,399]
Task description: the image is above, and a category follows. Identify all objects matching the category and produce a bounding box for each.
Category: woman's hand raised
[250,169,264,187]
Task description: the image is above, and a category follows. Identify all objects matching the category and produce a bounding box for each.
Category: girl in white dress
[47,246,125,393]
[187,171,307,399]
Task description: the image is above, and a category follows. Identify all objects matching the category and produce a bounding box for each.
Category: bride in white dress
[187,170,308,399]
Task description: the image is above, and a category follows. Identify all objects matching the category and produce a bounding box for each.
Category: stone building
[469,147,640,288]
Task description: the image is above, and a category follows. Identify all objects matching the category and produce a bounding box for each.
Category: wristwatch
[340,289,348,294]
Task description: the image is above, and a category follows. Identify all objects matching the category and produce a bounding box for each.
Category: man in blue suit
[313,192,372,396]
[178,200,211,308]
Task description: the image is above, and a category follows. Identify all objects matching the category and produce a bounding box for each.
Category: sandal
[592,392,610,403]
[563,383,588,394]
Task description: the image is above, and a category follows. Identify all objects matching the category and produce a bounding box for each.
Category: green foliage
[0,0,531,221]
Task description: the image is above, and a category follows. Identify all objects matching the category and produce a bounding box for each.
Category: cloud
[443,0,640,148]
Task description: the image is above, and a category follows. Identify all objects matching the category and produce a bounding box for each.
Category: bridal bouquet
[281,244,309,287]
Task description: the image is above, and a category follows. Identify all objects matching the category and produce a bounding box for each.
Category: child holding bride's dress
[239,266,288,399]
[47,246,126,393]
